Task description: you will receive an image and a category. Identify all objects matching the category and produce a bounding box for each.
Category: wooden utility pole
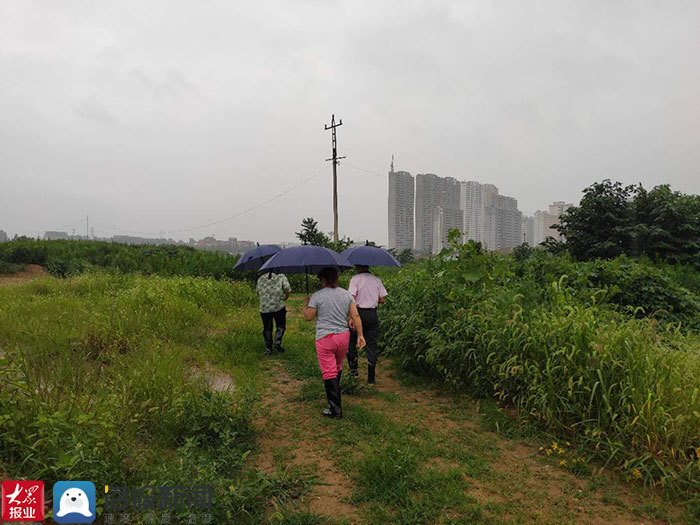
[324,114,345,243]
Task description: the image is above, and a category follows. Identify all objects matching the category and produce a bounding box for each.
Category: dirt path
[252,353,686,524]
[0,264,49,286]
[254,359,360,522]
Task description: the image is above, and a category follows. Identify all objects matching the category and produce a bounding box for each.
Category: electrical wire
[343,162,387,179]
[53,217,87,231]
[96,164,330,237]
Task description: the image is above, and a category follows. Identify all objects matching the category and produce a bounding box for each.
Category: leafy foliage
[295,217,353,252]
[295,217,330,246]
[381,244,700,492]
[0,239,240,278]
[558,180,699,266]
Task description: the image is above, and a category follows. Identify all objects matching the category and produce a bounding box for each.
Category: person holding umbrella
[257,271,291,354]
[341,245,400,384]
[347,265,387,383]
[304,267,365,419]
[233,244,289,355]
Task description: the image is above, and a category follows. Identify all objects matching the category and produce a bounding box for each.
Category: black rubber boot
[263,330,273,355]
[368,364,376,384]
[273,327,286,353]
[322,373,342,419]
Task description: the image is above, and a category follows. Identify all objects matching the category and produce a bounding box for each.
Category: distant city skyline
[389,169,536,253]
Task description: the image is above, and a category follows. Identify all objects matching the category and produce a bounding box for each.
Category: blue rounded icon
[53,481,96,524]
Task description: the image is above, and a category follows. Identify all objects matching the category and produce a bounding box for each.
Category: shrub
[381,246,700,492]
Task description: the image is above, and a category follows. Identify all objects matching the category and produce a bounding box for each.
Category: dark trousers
[260,307,286,351]
[348,308,379,374]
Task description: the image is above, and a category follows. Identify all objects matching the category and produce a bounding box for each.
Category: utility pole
[324,114,345,244]
[86,215,89,238]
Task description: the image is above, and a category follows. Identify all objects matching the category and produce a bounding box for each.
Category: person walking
[347,265,387,384]
[304,267,365,419]
[257,271,291,354]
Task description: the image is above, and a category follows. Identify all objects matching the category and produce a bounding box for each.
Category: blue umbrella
[233,244,282,271]
[259,245,352,293]
[341,245,402,267]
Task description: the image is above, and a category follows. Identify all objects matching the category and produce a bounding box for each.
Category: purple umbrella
[259,245,352,293]
[341,245,402,267]
[233,244,282,271]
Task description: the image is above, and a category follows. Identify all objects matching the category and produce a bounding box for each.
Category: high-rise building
[415,173,461,254]
[432,206,445,253]
[387,169,415,252]
[533,201,573,245]
[522,215,535,245]
[493,195,523,251]
[459,181,522,251]
[0,230,8,243]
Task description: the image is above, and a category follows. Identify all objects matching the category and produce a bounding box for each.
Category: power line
[53,217,87,231]
[97,164,330,237]
[343,162,386,179]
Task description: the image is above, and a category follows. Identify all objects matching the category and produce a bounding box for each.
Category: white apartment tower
[460,181,521,251]
[533,201,573,245]
[387,169,415,252]
[415,173,461,254]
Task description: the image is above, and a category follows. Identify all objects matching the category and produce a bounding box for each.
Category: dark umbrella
[340,245,402,267]
[259,245,352,294]
[233,244,282,271]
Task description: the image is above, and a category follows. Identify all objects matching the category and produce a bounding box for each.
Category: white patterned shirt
[257,273,291,313]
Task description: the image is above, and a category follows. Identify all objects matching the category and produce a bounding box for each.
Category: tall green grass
[381,244,700,494]
[0,272,297,522]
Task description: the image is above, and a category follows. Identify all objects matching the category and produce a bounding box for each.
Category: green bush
[0,260,25,275]
[0,239,241,278]
[381,245,700,493]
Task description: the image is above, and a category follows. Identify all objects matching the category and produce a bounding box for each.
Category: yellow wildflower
[559,460,567,466]
[552,442,558,450]
[546,449,552,456]
[632,469,643,480]
[538,446,544,451]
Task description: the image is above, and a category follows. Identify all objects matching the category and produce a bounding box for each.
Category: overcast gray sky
[1,0,699,244]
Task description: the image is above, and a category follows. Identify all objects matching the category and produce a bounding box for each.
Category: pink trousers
[315,331,350,380]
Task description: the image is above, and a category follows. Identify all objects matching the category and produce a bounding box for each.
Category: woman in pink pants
[304,267,365,419]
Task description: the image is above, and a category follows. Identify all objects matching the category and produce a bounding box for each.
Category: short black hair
[318,267,339,287]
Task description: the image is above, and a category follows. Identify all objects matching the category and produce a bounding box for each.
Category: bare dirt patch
[0,264,49,286]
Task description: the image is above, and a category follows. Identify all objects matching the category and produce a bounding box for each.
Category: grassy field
[0,270,697,523]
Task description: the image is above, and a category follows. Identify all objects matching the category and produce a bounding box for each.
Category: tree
[629,185,700,266]
[556,180,634,260]
[557,180,699,266]
[295,218,330,246]
[328,236,353,252]
[397,249,414,264]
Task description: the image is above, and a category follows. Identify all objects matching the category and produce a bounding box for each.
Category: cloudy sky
[1,0,698,244]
